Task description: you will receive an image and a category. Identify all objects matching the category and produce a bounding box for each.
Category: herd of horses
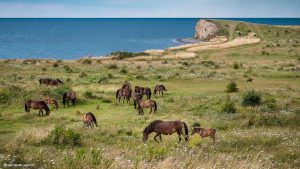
[24,79,216,143]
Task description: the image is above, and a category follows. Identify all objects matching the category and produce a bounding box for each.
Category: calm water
[0,18,299,59]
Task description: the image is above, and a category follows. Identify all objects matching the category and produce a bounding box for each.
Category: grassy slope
[0,20,300,168]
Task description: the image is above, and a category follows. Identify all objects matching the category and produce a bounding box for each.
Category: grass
[0,20,299,168]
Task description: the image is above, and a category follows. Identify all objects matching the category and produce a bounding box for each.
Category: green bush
[79,72,88,78]
[82,59,92,65]
[46,126,81,146]
[242,90,261,106]
[192,122,201,127]
[98,77,109,84]
[226,81,238,93]
[53,63,59,68]
[83,91,93,98]
[221,96,236,113]
[111,51,150,60]
[262,96,277,111]
[0,85,24,104]
[233,63,239,69]
[107,64,118,69]
[120,68,128,74]
[64,65,73,73]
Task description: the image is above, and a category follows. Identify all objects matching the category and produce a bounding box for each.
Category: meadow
[0,20,300,168]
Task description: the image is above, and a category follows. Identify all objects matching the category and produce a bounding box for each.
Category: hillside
[0,20,300,169]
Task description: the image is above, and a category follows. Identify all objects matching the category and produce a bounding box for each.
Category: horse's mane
[143,120,163,134]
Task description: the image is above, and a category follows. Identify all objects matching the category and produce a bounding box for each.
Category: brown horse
[191,127,216,143]
[132,92,143,109]
[116,83,132,103]
[143,120,189,143]
[39,78,63,86]
[63,91,76,107]
[44,98,59,109]
[137,99,157,115]
[83,112,98,128]
[25,100,50,116]
[135,86,151,99]
[154,85,167,96]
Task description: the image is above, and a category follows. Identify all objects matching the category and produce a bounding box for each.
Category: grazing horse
[25,100,50,116]
[135,86,151,99]
[116,83,132,103]
[143,120,189,143]
[154,85,167,96]
[39,78,63,86]
[63,91,76,107]
[83,112,98,128]
[191,127,216,143]
[44,98,59,109]
[137,99,157,115]
[132,92,143,109]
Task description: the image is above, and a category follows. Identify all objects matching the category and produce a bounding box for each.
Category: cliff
[194,19,219,41]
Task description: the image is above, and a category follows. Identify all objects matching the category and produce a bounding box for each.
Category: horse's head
[142,131,149,142]
[191,127,201,135]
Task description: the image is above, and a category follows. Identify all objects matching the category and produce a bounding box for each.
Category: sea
[0,18,299,60]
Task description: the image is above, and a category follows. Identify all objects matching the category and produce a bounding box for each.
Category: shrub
[64,65,73,73]
[120,68,128,74]
[82,59,92,65]
[246,77,253,82]
[136,75,147,80]
[79,72,88,78]
[107,64,118,69]
[107,74,113,78]
[83,91,93,98]
[201,60,215,67]
[42,67,47,72]
[162,60,168,64]
[263,97,277,111]
[226,81,238,93]
[221,96,236,113]
[53,63,59,68]
[242,90,261,106]
[46,126,81,146]
[182,62,189,66]
[111,51,150,60]
[192,122,201,127]
[233,63,239,69]
[98,77,109,84]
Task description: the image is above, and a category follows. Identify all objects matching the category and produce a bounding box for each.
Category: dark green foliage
[107,64,118,69]
[242,90,261,106]
[42,67,47,72]
[263,96,277,111]
[53,63,59,68]
[226,81,238,93]
[111,51,150,60]
[84,91,93,98]
[79,72,88,78]
[64,65,73,73]
[221,96,236,113]
[192,122,201,127]
[46,126,81,146]
[201,60,216,67]
[120,68,128,74]
[41,85,71,99]
[233,63,239,69]
[82,59,92,65]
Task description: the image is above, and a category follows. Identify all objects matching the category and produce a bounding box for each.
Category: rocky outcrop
[194,19,219,41]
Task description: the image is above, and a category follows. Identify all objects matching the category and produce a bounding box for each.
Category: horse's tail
[91,114,98,127]
[183,122,189,141]
[149,90,152,99]
[154,88,157,95]
[154,101,157,112]
[24,101,29,112]
[44,102,50,116]
[116,89,120,100]
[62,93,67,107]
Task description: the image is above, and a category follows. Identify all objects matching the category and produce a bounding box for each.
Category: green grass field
[0,20,300,168]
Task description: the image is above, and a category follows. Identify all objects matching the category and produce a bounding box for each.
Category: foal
[83,112,98,128]
[191,127,216,143]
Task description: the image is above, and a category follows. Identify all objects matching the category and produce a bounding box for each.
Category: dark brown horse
[143,120,189,143]
[25,100,50,116]
[154,85,167,96]
[44,98,59,109]
[63,91,76,107]
[135,86,151,99]
[83,112,98,128]
[132,92,143,109]
[116,83,132,103]
[191,127,216,143]
[137,99,157,115]
[39,78,63,86]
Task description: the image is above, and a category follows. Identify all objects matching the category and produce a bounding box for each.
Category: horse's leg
[150,107,152,114]
[154,133,160,143]
[211,135,216,143]
[159,135,162,142]
[177,131,182,143]
[162,91,164,96]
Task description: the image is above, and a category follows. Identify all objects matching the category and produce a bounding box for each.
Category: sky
[0,0,299,18]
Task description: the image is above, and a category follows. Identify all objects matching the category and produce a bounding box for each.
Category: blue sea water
[0,18,299,60]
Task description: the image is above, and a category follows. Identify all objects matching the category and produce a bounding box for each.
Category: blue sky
[0,0,299,18]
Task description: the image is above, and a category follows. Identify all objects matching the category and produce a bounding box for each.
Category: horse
[63,91,76,107]
[44,98,59,109]
[191,127,216,143]
[83,112,98,128]
[137,99,157,115]
[132,92,143,109]
[116,83,132,103]
[154,85,167,96]
[135,86,151,99]
[39,78,63,86]
[24,100,50,116]
[142,120,189,143]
